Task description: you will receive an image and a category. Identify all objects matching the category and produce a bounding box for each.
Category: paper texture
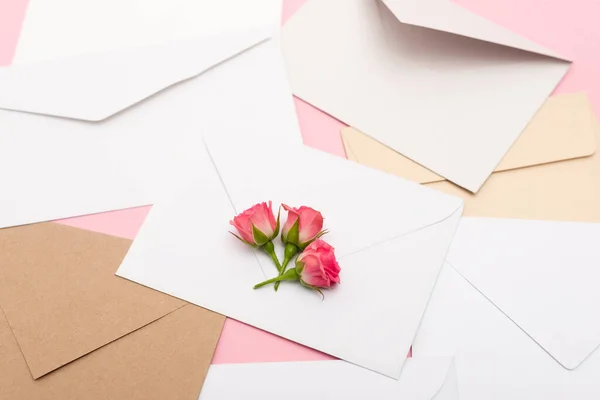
[0,223,224,399]
[413,263,600,399]
[117,132,463,378]
[282,0,570,192]
[0,34,301,229]
[14,0,282,63]
[346,93,600,223]
[446,218,600,370]
[342,93,596,184]
[0,223,184,378]
[200,358,459,399]
[0,304,224,400]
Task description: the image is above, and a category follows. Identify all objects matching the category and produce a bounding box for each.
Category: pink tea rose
[296,240,341,288]
[253,239,341,293]
[230,201,279,247]
[281,204,326,249]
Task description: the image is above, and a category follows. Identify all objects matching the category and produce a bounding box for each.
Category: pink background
[1,0,598,364]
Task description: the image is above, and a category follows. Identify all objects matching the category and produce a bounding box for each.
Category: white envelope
[0,29,302,228]
[412,218,600,399]
[14,0,282,63]
[116,131,464,378]
[200,358,459,399]
[282,0,571,192]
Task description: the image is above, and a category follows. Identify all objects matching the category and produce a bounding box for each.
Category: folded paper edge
[379,0,570,62]
[447,260,594,371]
[0,27,274,122]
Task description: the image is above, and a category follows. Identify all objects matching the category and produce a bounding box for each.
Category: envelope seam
[446,262,592,370]
[202,137,269,279]
[338,203,463,261]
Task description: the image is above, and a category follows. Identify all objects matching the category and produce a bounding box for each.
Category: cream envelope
[282,0,570,192]
[0,223,224,400]
[346,93,600,223]
[0,28,301,228]
[413,260,600,399]
[116,131,464,378]
[200,358,459,399]
[342,93,596,184]
[14,0,282,63]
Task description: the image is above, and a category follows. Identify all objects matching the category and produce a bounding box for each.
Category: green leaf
[229,231,257,248]
[252,224,270,247]
[286,219,299,246]
[299,229,329,250]
[273,206,281,238]
[299,280,325,300]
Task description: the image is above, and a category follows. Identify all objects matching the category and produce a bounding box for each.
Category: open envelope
[413,218,600,400]
[0,27,301,228]
[0,223,224,400]
[343,93,596,184]
[199,358,459,399]
[282,0,571,192]
[116,131,464,378]
[346,92,600,223]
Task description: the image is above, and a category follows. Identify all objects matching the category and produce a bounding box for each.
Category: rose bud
[253,240,340,297]
[295,240,341,288]
[281,205,326,250]
[230,201,281,271]
[275,205,328,291]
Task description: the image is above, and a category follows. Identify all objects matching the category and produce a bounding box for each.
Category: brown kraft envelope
[0,223,225,399]
[342,92,596,184]
[343,92,600,222]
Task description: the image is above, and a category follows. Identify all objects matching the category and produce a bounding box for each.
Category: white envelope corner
[414,218,600,399]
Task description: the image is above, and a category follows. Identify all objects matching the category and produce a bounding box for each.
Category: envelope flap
[447,218,600,370]
[203,133,464,260]
[0,28,271,121]
[381,0,566,60]
[0,223,185,379]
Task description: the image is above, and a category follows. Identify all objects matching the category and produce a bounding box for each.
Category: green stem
[274,243,299,291]
[254,268,298,289]
[262,241,282,272]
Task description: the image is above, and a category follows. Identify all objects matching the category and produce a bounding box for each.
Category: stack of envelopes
[1,0,599,398]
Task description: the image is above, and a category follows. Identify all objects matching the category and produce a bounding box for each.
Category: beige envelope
[342,93,596,184]
[0,223,225,400]
[343,92,600,222]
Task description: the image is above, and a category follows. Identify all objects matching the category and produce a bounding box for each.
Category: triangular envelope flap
[446,218,600,370]
[0,27,272,121]
[203,133,464,259]
[381,0,567,60]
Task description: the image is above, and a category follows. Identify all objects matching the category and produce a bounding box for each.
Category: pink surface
[0,0,28,66]
[1,0,598,364]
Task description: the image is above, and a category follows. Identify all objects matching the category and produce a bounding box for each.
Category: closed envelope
[346,92,600,223]
[116,130,464,378]
[199,358,459,399]
[0,223,224,400]
[0,25,300,228]
[282,0,570,192]
[414,254,600,399]
[13,0,282,63]
[343,93,596,185]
